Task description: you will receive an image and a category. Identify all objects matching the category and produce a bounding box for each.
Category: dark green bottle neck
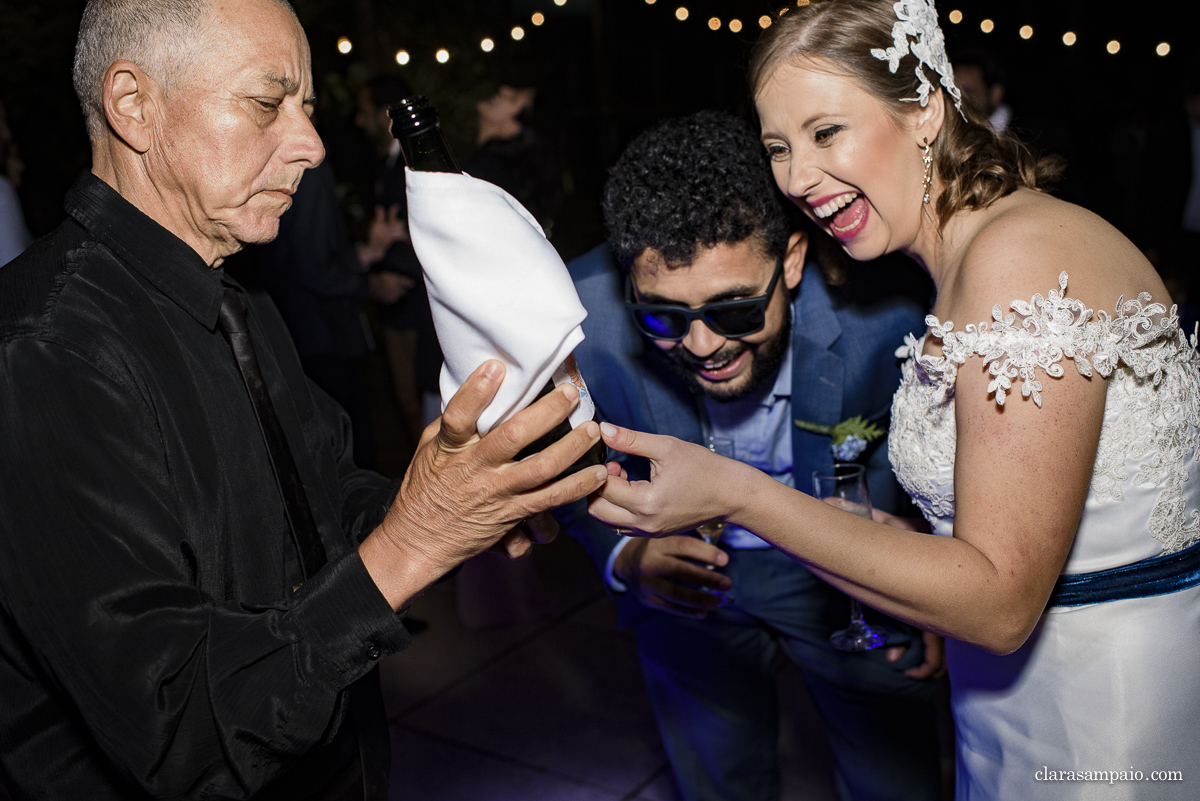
[388,96,462,174]
[398,130,461,174]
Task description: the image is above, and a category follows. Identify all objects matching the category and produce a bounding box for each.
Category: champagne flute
[812,464,886,651]
[694,517,727,544]
[697,437,734,546]
[694,437,735,605]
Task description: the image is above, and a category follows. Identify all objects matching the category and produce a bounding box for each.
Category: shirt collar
[770,332,793,403]
[64,172,224,330]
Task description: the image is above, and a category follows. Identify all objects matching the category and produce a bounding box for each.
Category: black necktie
[218,287,327,579]
[219,288,389,800]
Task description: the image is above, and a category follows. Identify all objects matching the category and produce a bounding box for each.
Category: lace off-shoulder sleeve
[920,272,1182,407]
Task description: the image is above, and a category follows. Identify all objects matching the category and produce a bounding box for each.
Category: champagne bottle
[388,96,606,479]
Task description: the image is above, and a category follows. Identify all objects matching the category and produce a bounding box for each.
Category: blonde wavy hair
[748,0,1062,230]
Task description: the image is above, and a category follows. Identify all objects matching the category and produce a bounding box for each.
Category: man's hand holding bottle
[360,360,607,612]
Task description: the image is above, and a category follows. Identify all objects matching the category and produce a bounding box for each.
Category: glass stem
[849,598,866,625]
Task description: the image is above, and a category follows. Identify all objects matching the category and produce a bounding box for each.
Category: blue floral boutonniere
[794,415,884,462]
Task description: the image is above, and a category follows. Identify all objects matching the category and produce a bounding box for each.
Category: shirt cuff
[604,536,634,593]
[290,549,412,686]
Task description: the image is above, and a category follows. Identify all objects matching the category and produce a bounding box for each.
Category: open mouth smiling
[811,192,869,240]
[812,192,858,219]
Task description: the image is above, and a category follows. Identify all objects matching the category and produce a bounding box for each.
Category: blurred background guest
[0,99,32,266]
[952,46,1080,205]
[951,47,1013,134]
[355,74,443,454]
[465,83,563,237]
[1136,62,1200,333]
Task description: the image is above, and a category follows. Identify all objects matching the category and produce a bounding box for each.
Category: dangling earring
[921,138,933,205]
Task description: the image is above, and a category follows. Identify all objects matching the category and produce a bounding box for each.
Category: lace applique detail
[1088,335,1200,552]
[889,355,957,526]
[870,0,964,115]
[890,273,1200,554]
[910,272,1179,407]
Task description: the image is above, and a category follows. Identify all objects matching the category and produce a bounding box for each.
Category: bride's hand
[587,422,750,537]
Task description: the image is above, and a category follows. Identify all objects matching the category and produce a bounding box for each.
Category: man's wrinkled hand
[491,510,560,559]
[614,536,732,618]
[360,361,606,609]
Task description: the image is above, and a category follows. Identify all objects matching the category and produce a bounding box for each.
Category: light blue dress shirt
[700,342,794,549]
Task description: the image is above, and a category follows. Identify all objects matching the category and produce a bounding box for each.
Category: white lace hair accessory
[870,0,965,118]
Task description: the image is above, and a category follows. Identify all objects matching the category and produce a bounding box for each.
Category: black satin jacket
[0,173,409,800]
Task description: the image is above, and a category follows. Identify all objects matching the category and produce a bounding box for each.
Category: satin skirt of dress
[946,583,1200,800]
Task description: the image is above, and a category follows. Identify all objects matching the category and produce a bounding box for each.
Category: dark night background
[1,0,1196,260]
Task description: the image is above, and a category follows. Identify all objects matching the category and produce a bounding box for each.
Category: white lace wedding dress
[889,274,1200,800]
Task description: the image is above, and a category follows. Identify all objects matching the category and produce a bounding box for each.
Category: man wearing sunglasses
[556,111,944,801]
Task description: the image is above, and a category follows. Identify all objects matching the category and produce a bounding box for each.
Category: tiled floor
[379,533,846,801]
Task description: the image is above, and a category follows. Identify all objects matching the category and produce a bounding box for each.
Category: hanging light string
[941,7,1171,58]
[335,0,566,66]
[334,1,1175,66]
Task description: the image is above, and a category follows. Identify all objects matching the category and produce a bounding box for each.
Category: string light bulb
[336,37,352,54]
[382,0,1192,67]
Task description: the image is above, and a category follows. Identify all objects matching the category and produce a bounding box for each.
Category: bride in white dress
[587,1,1200,798]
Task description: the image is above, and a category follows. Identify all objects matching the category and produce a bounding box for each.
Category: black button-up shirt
[0,173,410,799]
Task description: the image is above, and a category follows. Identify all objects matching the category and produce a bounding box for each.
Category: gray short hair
[72,0,296,143]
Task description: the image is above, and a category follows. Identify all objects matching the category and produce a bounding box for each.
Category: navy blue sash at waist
[1049,539,1200,607]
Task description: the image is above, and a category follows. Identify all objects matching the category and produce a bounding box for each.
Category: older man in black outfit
[0,1,604,799]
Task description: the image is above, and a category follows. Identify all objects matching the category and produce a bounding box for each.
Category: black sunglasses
[624,257,784,342]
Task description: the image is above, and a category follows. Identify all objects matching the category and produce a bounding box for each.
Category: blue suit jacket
[558,244,927,623]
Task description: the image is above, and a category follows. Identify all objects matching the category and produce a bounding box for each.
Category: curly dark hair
[602,109,793,270]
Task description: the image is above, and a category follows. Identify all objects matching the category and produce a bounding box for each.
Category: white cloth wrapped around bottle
[405,167,592,435]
